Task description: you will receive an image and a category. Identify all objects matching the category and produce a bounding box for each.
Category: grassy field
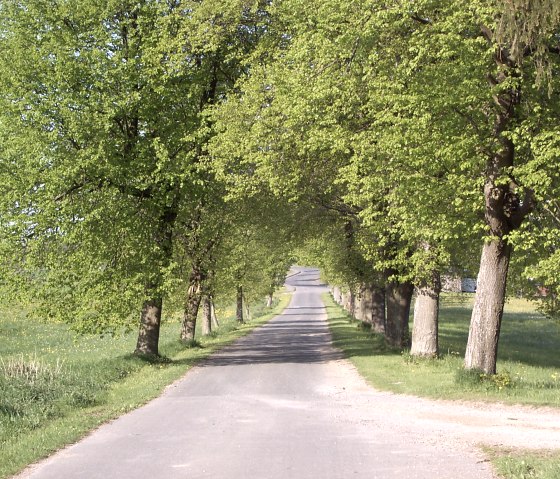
[0,293,291,479]
[323,292,560,479]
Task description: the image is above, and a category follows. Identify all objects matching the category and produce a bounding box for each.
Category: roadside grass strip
[485,448,560,479]
[323,292,560,405]
[0,292,291,479]
[323,292,560,479]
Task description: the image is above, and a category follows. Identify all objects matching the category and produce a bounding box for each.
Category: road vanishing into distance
[17,267,508,478]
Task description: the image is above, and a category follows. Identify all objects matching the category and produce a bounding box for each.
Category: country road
[17,266,560,479]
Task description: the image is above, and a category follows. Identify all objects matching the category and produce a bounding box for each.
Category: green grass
[0,292,291,479]
[323,292,560,479]
[325,292,560,404]
[486,448,560,479]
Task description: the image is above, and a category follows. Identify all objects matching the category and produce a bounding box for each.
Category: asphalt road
[17,267,495,479]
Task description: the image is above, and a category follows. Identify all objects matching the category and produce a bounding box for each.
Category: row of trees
[0,0,295,357]
[0,0,559,375]
[210,0,560,374]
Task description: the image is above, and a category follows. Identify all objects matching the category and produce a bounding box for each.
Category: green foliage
[0,0,278,338]
[0,0,559,361]
[211,0,560,376]
[212,0,491,288]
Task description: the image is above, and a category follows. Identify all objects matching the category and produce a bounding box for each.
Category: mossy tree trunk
[371,285,386,334]
[201,295,212,336]
[135,204,178,356]
[135,296,163,356]
[180,267,205,342]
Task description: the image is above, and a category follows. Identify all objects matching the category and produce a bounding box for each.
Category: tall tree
[0,1,190,356]
[445,1,559,373]
[370,0,560,371]
[0,0,271,355]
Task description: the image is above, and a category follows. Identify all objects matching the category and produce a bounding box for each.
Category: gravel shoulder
[326,356,560,452]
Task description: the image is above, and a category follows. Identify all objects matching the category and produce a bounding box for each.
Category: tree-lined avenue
[15,267,502,479]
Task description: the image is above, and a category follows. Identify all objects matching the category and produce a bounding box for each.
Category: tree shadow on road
[191,313,346,366]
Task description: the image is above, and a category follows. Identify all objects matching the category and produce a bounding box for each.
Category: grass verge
[323,292,560,479]
[0,291,291,479]
[485,448,560,479]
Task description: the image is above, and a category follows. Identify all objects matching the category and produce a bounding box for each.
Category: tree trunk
[410,272,441,358]
[464,239,512,374]
[134,201,178,356]
[180,270,204,342]
[236,285,244,323]
[210,299,219,329]
[371,285,386,334]
[354,284,369,323]
[134,296,162,356]
[201,296,212,336]
[342,289,355,316]
[461,35,535,373]
[385,281,414,348]
[244,295,251,321]
[266,292,273,308]
[332,286,342,304]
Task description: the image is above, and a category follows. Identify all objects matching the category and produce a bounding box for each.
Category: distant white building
[461,278,476,293]
[441,275,476,293]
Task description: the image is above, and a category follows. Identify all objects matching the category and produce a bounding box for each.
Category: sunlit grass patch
[324,292,560,405]
[485,447,560,479]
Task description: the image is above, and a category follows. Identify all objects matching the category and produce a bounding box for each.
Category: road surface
[17,267,502,478]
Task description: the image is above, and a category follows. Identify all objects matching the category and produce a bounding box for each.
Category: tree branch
[55,177,154,202]
[313,195,362,217]
[509,187,536,229]
[410,13,431,25]
[542,201,560,227]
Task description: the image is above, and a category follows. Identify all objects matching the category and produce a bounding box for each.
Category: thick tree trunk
[465,239,512,374]
[201,296,212,336]
[371,286,386,334]
[266,293,273,308]
[180,286,202,342]
[385,281,414,348]
[410,272,441,358]
[342,289,355,316]
[181,270,204,342]
[461,36,535,373]
[341,290,349,310]
[354,284,370,323]
[236,285,244,323]
[134,296,162,356]
[134,202,178,356]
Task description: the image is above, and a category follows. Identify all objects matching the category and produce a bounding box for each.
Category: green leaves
[0,0,273,334]
[1,0,560,338]
[210,0,560,299]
